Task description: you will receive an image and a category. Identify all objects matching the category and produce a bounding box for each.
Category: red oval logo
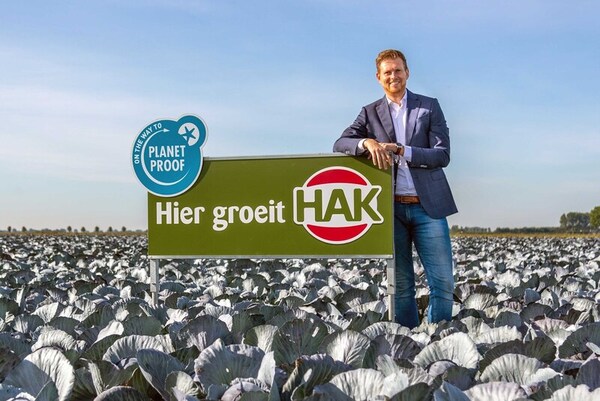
[293,167,383,244]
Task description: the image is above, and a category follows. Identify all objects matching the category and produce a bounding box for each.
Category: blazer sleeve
[333,107,369,156]
[409,98,451,169]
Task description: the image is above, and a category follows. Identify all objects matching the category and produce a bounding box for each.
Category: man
[333,49,457,328]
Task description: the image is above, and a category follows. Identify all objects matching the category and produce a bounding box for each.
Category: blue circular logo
[132,115,207,196]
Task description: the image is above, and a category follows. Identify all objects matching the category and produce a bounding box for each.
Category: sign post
[149,259,160,305]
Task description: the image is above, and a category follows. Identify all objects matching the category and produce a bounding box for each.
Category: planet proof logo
[293,167,384,244]
[132,115,207,197]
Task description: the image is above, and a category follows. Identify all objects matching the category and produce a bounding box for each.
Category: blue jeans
[393,203,454,328]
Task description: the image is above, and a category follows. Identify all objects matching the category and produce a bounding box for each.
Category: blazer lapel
[405,90,420,145]
[376,97,396,142]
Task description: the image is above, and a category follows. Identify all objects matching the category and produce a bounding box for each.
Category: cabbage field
[0,234,599,401]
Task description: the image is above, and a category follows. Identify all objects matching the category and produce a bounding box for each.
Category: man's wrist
[395,144,404,156]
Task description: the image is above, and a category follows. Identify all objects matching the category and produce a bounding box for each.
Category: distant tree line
[3,226,141,233]
[451,205,600,234]
[451,225,565,234]
[450,226,492,234]
[493,226,565,234]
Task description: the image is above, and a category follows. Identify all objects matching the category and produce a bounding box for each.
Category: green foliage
[559,212,590,230]
[590,206,600,228]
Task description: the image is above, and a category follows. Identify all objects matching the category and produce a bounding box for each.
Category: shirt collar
[386,90,408,109]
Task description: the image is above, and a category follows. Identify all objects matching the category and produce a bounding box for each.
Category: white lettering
[228,206,240,224]
[156,202,172,224]
[239,206,253,223]
[155,202,205,225]
[211,201,286,231]
[148,145,186,158]
[212,206,227,231]
[254,205,268,223]
[149,158,185,172]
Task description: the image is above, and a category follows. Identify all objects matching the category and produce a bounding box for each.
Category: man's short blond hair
[376,49,408,72]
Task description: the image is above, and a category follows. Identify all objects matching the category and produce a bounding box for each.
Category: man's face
[376,58,409,98]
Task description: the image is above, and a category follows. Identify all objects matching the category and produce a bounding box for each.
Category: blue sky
[1,0,598,231]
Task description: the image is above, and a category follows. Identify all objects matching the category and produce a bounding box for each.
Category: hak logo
[293,167,383,244]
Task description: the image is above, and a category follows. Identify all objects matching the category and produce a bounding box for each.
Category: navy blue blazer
[333,90,458,219]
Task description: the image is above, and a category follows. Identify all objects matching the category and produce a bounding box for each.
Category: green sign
[148,154,393,258]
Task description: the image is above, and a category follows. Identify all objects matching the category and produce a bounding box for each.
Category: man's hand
[364,139,394,170]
